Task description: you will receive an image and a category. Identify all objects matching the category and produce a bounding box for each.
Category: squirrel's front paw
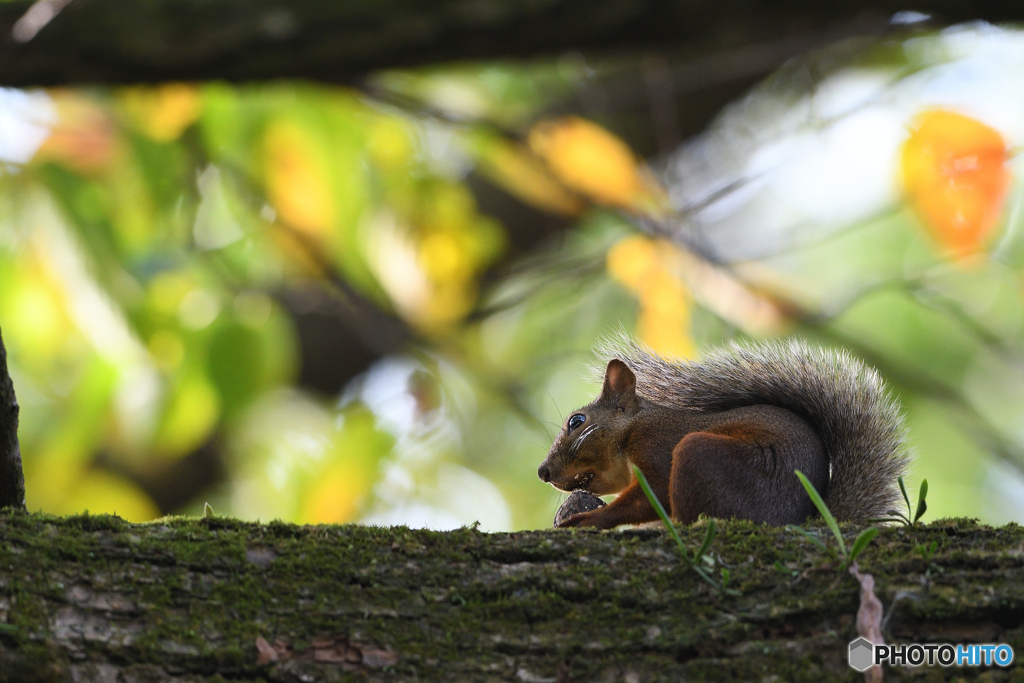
[553,490,606,527]
[556,511,602,528]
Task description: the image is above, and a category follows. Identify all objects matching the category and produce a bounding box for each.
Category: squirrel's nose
[538,464,551,482]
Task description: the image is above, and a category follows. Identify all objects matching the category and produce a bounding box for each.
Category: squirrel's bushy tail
[594,335,910,522]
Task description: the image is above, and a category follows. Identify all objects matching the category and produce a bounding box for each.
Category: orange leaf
[36,90,119,173]
[900,109,1010,257]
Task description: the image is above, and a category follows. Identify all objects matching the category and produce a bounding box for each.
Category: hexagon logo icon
[848,637,875,672]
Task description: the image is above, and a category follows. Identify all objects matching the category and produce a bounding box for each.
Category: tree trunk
[1,512,1020,681]
[0,329,24,511]
[0,0,1021,87]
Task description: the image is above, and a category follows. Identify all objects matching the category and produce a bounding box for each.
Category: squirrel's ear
[602,359,636,400]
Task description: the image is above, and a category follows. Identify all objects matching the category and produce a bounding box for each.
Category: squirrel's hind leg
[669,429,824,526]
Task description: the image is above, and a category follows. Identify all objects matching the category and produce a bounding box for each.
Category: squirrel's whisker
[570,424,601,454]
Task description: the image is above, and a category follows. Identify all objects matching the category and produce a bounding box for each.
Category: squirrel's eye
[568,414,586,431]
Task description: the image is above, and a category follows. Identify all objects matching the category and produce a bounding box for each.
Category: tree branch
[0,0,1019,87]
[0,512,1018,680]
[0,329,24,511]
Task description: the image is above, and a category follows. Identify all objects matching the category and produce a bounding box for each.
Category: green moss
[1,512,1023,680]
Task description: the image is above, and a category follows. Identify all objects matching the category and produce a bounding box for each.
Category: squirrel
[537,336,910,528]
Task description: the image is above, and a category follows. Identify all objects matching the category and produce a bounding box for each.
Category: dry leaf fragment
[849,562,884,683]
[360,646,399,668]
[312,647,348,664]
[255,634,398,669]
[309,636,336,648]
[255,636,279,665]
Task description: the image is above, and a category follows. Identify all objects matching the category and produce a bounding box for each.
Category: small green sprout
[774,560,799,578]
[789,470,879,570]
[633,465,740,596]
[874,476,928,527]
[914,539,944,577]
[915,540,938,561]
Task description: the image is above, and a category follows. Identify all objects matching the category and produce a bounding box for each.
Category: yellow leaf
[300,459,370,524]
[607,234,658,289]
[638,310,695,360]
[528,117,640,208]
[606,235,694,359]
[121,83,202,142]
[421,280,476,330]
[419,230,471,282]
[366,116,414,171]
[5,268,70,361]
[298,406,392,524]
[475,137,585,216]
[264,121,336,236]
[901,109,1010,258]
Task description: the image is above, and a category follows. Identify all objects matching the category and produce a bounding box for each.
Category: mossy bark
[1,512,1022,681]
[0,0,1021,87]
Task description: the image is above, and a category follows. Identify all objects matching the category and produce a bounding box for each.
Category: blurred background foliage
[4,21,1024,529]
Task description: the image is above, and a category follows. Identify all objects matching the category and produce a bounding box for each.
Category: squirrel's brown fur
[539,335,910,527]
